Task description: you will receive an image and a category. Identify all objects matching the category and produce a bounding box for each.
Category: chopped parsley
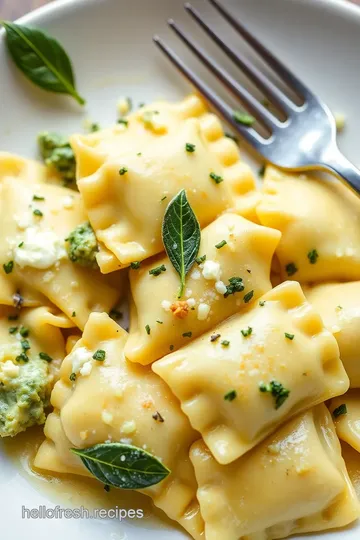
[16,353,29,363]
[69,372,76,382]
[259,380,290,409]
[149,264,166,276]
[130,261,141,269]
[233,111,256,126]
[333,403,347,419]
[210,172,223,184]
[117,118,128,127]
[119,167,128,176]
[3,261,14,274]
[33,209,43,217]
[210,333,221,342]
[182,332,192,338]
[285,332,295,340]
[145,324,151,335]
[224,390,237,401]
[196,255,206,265]
[224,277,244,298]
[19,326,29,338]
[18,242,24,248]
[215,240,227,249]
[241,326,253,337]
[285,262,298,276]
[307,249,319,264]
[152,411,165,423]
[185,143,196,153]
[93,349,106,361]
[243,290,254,303]
[33,195,45,201]
[259,300,266,307]
[39,352,53,362]
[221,340,230,347]
[8,327,18,334]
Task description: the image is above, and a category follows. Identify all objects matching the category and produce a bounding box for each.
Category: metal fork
[153,0,360,195]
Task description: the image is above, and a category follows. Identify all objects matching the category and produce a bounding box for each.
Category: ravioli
[305,281,360,387]
[126,213,281,365]
[190,406,359,540]
[257,166,360,283]
[34,313,204,540]
[329,390,360,454]
[72,95,259,272]
[0,177,124,329]
[0,151,59,186]
[153,281,348,464]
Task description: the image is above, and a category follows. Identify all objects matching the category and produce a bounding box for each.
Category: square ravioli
[190,405,359,540]
[329,390,360,453]
[153,281,349,464]
[257,166,360,283]
[0,305,68,437]
[71,95,259,271]
[125,213,281,364]
[0,175,124,329]
[305,281,360,387]
[34,313,204,540]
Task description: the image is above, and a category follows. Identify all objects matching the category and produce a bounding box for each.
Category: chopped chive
[145,324,151,335]
[69,372,76,381]
[307,249,319,264]
[224,277,244,298]
[21,339,30,351]
[18,241,24,248]
[241,326,253,337]
[233,111,256,126]
[221,340,230,347]
[130,261,141,269]
[3,261,14,274]
[215,240,227,249]
[149,264,166,276]
[117,119,128,127]
[16,353,28,363]
[243,290,254,303]
[160,196,167,201]
[33,209,43,217]
[39,352,53,362]
[33,195,45,201]
[224,390,237,401]
[210,172,223,184]
[9,327,18,334]
[196,255,206,265]
[182,331,192,338]
[119,167,128,176]
[333,404,347,419]
[285,332,295,340]
[259,380,290,409]
[185,143,196,153]
[259,300,266,306]
[93,349,106,361]
[19,326,29,338]
[169,344,174,351]
[210,333,221,342]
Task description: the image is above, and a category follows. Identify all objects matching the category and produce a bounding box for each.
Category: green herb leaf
[149,264,166,277]
[69,372,76,381]
[195,255,206,265]
[182,331,192,338]
[307,249,318,264]
[9,326,18,334]
[209,172,223,184]
[71,442,170,490]
[130,261,141,270]
[3,261,14,274]
[145,324,151,335]
[259,380,290,409]
[285,262,298,276]
[33,208,43,217]
[221,340,230,347]
[119,167,128,176]
[243,290,254,303]
[215,240,227,249]
[223,277,244,298]
[224,390,237,401]
[93,349,106,361]
[185,143,196,153]
[285,332,295,340]
[333,403,347,419]
[1,21,85,105]
[19,326,29,337]
[233,110,255,126]
[39,352,53,362]
[241,326,253,337]
[33,194,45,201]
[162,190,200,298]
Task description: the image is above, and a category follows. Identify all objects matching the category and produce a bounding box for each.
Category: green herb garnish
[233,110,255,126]
[307,249,318,264]
[39,352,53,362]
[3,261,14,274]
[285,333,294,340]
[241,327,252,337]
[221,340,230,347]
[145,325,151,335]
[224,390,237,401]
[185,143,196,153]
[210,172,223,184]
[224,277,244,298]
[259,380,290,409]
[130,261,141,270]
[243,290,254,303]
[93,349,106,361]
[33,195,45,201]
[333,404,347,419]
[119,167,128,176]
[33,209,43,217]
[182,332,192,338]
[285,262,298,276]
[149,264,166,276]
[195,255,206,265]
[215,240,227,249]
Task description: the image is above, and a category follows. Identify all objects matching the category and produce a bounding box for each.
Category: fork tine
[208,0,312,101]
[168,19,280,130]
[184,2,296,113]
[153,35,266,148]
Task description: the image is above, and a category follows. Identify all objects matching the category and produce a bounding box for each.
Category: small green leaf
[1,21,85,105]
[71,443,170,489]
[233,111,255,126]
[162,190,200,298]
[333,404,347,419]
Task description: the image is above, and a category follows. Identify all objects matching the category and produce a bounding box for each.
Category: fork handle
[322,147,360,196]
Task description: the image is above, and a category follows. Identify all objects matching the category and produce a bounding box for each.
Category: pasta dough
[329,390,360,454]
[125,213,281,365]
[72,95,259,272]
[190,406,359,540]
[0,176,124,329]
[257,166,360,283]
[153,281,349,464]
[305,281,360,387]
[35,313,204,539]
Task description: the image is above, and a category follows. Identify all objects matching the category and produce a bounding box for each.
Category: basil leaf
[1,21,85,105]
[162,189,200,298]
[71,443,170,490]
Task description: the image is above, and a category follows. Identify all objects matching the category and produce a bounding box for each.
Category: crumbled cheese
[0,343,23,363]
[268,443,281,455]
[120,437,133,444]
[197,303,211,321]
[202,260,221,281]
[185,289,193,298]
[102,411,114,425]
[121,420,136,434]
[161,300,171,311]
[42,271,54,283]
[1,360,20,378]
[14,227,67,270]
[190,269,201,280]
[117,97,131,116]
[62,196,74,209]
[15,213,33,230]
[215,280,227,295]
[80,360,93,377]
[334,112,346,132]
[114,386,124,398]
[70,347,93,375]
[187,298,196,308]
[80,430,89,441]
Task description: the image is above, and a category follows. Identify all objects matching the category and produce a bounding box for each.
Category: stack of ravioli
[1,94,360,540]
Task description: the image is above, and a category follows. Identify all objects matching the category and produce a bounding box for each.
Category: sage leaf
[1,21,85,105]
[162,189,200,298]
[71,443,170,490]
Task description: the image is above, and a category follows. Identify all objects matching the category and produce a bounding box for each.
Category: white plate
[1,0,360,539]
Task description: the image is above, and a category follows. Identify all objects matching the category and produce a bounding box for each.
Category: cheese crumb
[190,269,201,280]
[80,360,93,377]
[161,300,171,311]
[121,420,136,434]
[187,298,196,308]
[62,196,74,209]
[197,303,211,321]
[102,411,114,425]
[71,347,93,374]
[215,280,227,295]
[202,260,221,281]
[117,97,131,116]
[1,360,20,378]
[14,227,67,270]
[80,430,89,441]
